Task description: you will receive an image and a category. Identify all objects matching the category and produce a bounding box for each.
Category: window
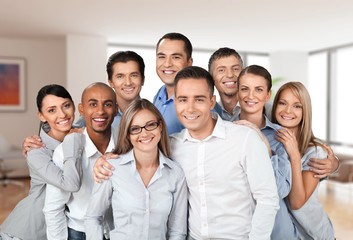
[308,52,328,140]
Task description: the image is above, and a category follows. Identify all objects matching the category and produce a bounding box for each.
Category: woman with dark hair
[0,84,82,240]
[235,65,296,239]
[273,82,334,239]
[85,99,187,240]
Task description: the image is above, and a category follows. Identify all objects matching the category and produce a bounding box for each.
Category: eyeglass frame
[128,120,161,135]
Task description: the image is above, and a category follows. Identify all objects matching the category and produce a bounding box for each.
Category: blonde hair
[113,99,171,158]
[272,82,324,155]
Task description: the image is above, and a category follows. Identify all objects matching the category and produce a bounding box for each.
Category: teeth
[184,115,198,120]
[246,101,256,106]
[94,118,105,122]
[224,81,236,86]
[123,87,134,92]
[139,138,152,144]
[58,119,69,125]
[163,70,174,74]
[282,116,293,120]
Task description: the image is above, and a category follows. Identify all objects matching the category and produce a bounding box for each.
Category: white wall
[66,35,107,115]
[0,37,66,147]
[270,51,308,94]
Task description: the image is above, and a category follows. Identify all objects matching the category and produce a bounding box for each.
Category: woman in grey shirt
[85,99,187,240]
[0,84,83,240]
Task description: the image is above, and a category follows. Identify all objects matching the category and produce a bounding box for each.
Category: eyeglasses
[129,121,160,135]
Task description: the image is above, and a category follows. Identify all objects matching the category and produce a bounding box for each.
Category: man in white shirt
[43,82,118,240]
[170,66,279,240]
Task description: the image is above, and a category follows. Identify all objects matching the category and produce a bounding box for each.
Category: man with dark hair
[153,32,193,134]
[171,66,279,239]
[208,47,245,120]
[106,50,145,128]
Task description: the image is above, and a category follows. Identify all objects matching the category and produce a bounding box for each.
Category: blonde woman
[273,82,334,239]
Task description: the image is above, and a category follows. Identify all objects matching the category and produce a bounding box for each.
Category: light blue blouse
[84,149,187,240]
[288,145,334,240]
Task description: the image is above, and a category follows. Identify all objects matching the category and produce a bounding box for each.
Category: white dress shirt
[84,149,188,240]
[43,128,117,240]
[170,115,279,240]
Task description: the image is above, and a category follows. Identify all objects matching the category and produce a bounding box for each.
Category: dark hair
[36,84,73,112]
[106,51,145,80]
[156,32,193,60]
[114,99,171,158]
[208,47,244,72]
[237,65,272,91]
[174,66,214,97]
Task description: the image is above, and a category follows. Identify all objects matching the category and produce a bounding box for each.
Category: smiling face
[79,84,118,134]
[108,61,143,106]
[174,78,216,140]
[274,88,303,133]
[210,55,242,97]
[238,73,271,115]
[156,39,192,87]
[38,95,75,140]
[129,109,162,154]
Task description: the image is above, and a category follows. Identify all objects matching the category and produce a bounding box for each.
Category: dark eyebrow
[194,95,207,99]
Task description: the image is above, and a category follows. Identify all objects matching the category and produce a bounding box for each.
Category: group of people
[0,32,339,240]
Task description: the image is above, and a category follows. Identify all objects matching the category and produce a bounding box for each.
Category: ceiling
[1,0,353,53]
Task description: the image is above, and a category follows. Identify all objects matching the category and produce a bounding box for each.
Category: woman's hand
[275,128,301,160]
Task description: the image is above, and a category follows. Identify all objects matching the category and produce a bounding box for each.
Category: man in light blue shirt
[153,32,193,134]
[74,50,145,129]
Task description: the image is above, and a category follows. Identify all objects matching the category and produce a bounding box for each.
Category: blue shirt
[235,114,297,240]
[153,85,184,135]
[84,149,188,240]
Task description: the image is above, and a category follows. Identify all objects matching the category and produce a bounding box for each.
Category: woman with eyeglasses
[84,99,187,240]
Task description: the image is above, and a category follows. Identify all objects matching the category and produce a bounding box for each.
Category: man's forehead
[82,85,115,101]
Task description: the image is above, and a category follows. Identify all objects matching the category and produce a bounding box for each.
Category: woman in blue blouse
[85,99,187,240]
[235,65,297,239]
[0,84,82,240]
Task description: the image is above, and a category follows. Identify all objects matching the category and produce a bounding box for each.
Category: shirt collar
[180,113,226,142]
[157,85,174,102]
[40,128,61,151]
[262,115,282,131]
[83,127,116,158]
[119,149,173,169]
[218,100,240,115]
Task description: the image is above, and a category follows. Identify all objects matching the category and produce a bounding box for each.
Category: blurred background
[0,1,352,239]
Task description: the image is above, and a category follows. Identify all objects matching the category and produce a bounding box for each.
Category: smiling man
[170,66,279,240]
[43,82,118,240]
[153,32,193,134]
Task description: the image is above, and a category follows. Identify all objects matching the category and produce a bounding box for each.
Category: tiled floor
[1,178,353,239]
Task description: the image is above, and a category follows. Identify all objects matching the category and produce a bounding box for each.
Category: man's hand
[307,144,339,179]
[93,152,118,183]
[22,135,44,157]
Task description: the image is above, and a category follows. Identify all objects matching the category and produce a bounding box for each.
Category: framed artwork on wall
[0,57,26,111]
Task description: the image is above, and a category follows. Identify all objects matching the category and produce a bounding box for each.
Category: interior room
[0,1,352,239]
